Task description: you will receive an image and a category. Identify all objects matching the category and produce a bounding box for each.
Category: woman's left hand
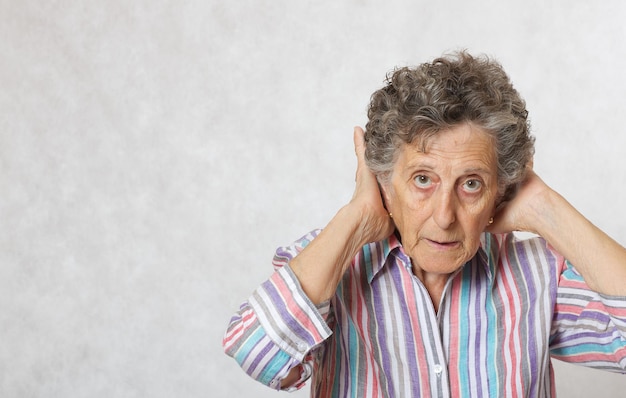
[487,167,551,235]
[488,164,626,296]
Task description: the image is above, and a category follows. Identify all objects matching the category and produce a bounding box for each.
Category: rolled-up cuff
[248,264,333,362]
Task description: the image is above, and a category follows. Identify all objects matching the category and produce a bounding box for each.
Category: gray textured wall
[2,1,626,397]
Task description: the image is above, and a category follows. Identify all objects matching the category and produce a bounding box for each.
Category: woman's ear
[377,178,392,211]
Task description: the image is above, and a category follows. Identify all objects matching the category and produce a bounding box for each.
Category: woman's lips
[424,239,460,250]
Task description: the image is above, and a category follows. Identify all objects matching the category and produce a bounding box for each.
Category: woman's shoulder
[480,231,562,274]
[481,231,546,251]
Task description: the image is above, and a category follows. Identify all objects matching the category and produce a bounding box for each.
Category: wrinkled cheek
[395,207,427,242]
[462,240,481,262]
[393,216,416,244]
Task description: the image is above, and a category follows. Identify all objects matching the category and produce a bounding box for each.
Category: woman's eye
[414,175,432,188]
[463,179,482,192]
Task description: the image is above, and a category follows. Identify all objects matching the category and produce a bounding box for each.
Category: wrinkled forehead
[406,122,495,154]
[394,123,498,178]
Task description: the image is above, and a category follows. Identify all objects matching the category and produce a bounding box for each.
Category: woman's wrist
[524,187,566,237]
[289,205,370,304]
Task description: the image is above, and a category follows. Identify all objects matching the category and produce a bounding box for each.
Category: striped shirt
[223,230,626,397]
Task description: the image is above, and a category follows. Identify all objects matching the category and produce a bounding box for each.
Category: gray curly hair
[364,51,534,203]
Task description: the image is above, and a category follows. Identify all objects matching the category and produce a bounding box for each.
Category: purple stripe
[470,262,485,397]
[246,338,274,375]
[369,263,397,397]
[261,277,316,346]
[388,258,420,395]
[515,241,539,396]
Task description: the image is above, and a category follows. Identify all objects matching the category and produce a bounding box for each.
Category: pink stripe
[271,272,325,342]
[398,263,429,395]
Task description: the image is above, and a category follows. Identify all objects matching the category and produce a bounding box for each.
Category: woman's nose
[433,190,456,229]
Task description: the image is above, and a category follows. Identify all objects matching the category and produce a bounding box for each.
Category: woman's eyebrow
[463,166,492,175]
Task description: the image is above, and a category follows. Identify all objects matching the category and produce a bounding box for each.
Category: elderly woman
[223,52,626,397]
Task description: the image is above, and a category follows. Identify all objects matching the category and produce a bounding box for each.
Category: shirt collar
[365,232,497,284]
[364,232,403,284]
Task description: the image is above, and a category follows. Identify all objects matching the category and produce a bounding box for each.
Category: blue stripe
[551,340,624,357]
[484,266,499,397]
[457,264,473,392]
[258,350,292,385]
[234,326,265,366]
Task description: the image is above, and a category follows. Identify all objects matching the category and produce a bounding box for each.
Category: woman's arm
[289,127,394,304]
[223,301,309,390]
[222,231,335,390]
[489,169,626,296]
[223,127,393,390]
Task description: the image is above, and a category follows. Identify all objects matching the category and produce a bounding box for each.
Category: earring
[388,212,393,219]
[488,217,494,225]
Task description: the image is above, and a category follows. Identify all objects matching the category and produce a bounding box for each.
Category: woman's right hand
[288,127,395,304]
[349,126,396,245]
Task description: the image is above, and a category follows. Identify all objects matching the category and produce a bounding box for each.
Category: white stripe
[247,341,281,379]
[379,265,406,393]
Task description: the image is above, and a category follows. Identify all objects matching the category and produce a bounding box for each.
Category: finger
[353,126,366,160]
[353,126,366,181]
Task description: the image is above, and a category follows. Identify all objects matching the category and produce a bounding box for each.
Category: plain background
[2,1,626,397]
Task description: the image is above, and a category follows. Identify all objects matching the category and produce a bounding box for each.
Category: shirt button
[297,343,307,352]
[433,364,444,375]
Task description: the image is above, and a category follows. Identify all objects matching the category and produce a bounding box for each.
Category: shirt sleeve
[550,259,626,372]
[222,230,334,390]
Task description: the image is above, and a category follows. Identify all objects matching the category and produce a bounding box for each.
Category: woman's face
[380,122,498,278]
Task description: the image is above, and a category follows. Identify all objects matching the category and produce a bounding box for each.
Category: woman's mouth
[425,239,460,250]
